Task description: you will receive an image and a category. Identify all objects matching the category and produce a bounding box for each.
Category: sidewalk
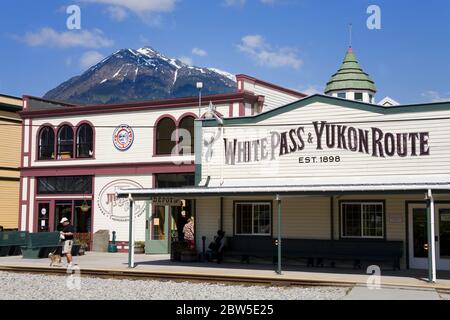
[1,252,450,291]
[344,285,442,300]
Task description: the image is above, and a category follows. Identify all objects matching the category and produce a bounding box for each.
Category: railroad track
[1,264,450,293]
[0,264,354,288]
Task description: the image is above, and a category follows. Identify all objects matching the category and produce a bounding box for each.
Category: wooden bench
[281,239,403,270]
[225,236,274,263]
[21,232,61,259]
[0,231,28,257]
[224,237,403,270]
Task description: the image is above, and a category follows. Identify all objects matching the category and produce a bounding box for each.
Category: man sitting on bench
[207,230,226,264]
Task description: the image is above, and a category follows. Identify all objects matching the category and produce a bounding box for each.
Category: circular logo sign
[97,179,146,222]
[113,125,134,151]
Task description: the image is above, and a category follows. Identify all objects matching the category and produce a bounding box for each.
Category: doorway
[408,203,450,270]
[145,200,195,254]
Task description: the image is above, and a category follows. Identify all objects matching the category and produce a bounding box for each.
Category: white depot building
[115,47,450,283]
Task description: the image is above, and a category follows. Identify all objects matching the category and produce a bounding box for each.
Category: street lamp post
[197,82,203,117]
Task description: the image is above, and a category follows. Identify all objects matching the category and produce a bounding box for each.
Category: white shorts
[62,240,74,254]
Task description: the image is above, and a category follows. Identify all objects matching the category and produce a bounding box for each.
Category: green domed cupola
[325,47,377,104]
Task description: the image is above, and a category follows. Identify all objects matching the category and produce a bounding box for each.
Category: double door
[408,203,450,270]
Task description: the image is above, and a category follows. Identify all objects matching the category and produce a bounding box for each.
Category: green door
[146,205,170,254]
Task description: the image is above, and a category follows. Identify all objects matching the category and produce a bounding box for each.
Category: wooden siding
[0,180,19,228]
[242,81,301,112]
[200,101,450,183]
[0,111,21,229]
[30,105,227,167]
[0,119,21,169]
[194,194,450,269]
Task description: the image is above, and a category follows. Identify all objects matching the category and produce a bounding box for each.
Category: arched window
[156,117,176,155]
[178,116,195,155]
[38,126,55,160]
[76,124,94,158]
[57,125,74,159]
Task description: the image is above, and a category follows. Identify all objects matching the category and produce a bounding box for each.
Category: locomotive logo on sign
[113,125,134,151]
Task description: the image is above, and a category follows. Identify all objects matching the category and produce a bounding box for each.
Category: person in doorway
[183,218,195,250]
[207,230,227,264]
[60,217,75,267]
[177,211,188,242]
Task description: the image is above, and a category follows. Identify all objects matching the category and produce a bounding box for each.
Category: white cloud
[179,56,193,66]
[240,35,265,49]
[421,90,450,103]
[298,85,322,96]
[80,51,105,69]
[237,34,302,69]
[20,27,114,48]
[192,47,208,57]
[106,6,128,21]
[84,0,177,24]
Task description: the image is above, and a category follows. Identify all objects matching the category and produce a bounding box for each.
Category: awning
[116,182,450,200]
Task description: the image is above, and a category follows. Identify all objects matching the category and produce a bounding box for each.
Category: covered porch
[117,181,450,283]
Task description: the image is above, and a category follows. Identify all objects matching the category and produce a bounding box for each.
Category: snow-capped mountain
[44,47,237,105]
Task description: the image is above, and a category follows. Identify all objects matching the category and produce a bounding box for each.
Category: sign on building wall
[113,125,135,151]
[200,102,450,182]
[151,197,182,206]
[97,179,146,222]
[223,121,430,165]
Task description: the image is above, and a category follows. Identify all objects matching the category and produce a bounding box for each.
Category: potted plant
[134,241,145,254]
[75,239,89,256]
[71,241,81,256]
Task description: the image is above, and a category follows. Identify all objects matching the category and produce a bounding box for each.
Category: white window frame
[340,202,384,239]
[234,202,272,236]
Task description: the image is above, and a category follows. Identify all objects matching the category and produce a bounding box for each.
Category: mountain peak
[44,47,236,105]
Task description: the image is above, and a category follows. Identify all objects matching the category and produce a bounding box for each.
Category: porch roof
[116,181,450,200]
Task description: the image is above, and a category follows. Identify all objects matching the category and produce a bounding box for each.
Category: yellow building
[0,94,22,230]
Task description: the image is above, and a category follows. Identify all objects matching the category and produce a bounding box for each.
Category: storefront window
[152,206,166,240]
[37,176,92,195]
[155,173,195,189]
[74,200,92,233]
[235,202,271,236]
[54,201,73,231]
[53,200,92,233]
[341,202,384,238]
[37,203,50,232]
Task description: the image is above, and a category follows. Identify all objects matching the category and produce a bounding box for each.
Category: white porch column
[128,196,135,269]
[427,189,437,283]
[276,194,282,275]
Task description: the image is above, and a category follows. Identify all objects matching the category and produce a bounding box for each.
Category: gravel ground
[440,293,450,300]
[0,271,348,300]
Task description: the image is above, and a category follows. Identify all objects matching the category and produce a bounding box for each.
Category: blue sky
[1,0,450,104]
